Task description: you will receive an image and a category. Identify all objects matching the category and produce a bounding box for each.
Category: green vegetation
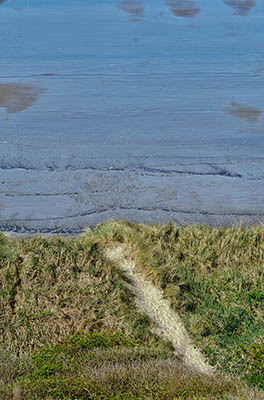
[0,221,264,399]
[0,331,260,400]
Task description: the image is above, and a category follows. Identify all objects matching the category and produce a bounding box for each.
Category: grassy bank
[0,221,263,399]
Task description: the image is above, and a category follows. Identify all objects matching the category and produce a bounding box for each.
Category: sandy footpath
[105,245,214,375]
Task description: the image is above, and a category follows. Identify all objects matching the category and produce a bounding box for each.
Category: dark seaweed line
[119,206,264,218]
[0,224,83,235]
[1,164,262,180]
[1,206,264,225]
[139,166,242,178]
[2,192,79,198]
[0,208,109,222]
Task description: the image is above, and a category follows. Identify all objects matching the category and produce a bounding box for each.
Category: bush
[238,342,264,389]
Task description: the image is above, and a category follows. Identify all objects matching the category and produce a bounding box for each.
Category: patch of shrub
[30,332,135,378]
[236,342,264,389]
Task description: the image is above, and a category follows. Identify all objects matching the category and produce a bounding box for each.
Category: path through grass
[106,244,214,375]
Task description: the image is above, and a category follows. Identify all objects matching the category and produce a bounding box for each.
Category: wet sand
[0,0,264,234]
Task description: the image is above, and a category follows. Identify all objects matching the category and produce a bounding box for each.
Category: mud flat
[0,0,264,234]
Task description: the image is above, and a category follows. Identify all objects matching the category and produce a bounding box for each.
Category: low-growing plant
[235,342,264,389]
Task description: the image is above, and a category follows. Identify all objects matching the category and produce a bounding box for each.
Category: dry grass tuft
[12,384,22,400]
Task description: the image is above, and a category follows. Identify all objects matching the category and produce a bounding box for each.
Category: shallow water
[0,0,264,234]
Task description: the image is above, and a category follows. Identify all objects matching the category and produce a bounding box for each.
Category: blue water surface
[0,0,264,233]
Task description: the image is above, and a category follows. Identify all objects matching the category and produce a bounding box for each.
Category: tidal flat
[0,0,264,234]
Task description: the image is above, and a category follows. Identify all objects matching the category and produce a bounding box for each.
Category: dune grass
[0,221,264,399]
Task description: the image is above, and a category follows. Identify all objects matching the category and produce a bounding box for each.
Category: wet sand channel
[0,0,264,234]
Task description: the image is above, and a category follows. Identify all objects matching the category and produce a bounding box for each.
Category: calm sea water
[0,0,264,234]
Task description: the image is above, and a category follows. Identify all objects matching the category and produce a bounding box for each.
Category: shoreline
[1,214,264,238]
